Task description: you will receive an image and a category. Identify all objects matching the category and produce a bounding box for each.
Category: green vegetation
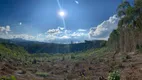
[35,72,49,77]
[117,0,142,26]
[117,0,142,28]
[108,71,120,80]
[0,39,108,63]
[106,1,142,79]
[0,42,29,62]
[108,0,142,52]
[30,48,97,62]
[0,40,108,68]
[108,30,120,51]
[0,76,16,80]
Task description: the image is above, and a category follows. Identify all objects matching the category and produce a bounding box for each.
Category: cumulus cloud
[46,27,65,35]
[0,27,5,32]
[0,25,11,34]
[0,25,37,41]
[0,25,89,43]
[42,27,89,43]
[89,15,119,40]
[47,29,61,35]
[0,15,120,43]
[71,32,87,37]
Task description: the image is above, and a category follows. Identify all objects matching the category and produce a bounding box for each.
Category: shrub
[0,75,16,80]
[35,72,49,77]
[71,55,75,59]
[10,76,16,80]
[108,71,120,80]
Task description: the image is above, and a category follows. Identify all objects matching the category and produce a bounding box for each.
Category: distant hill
[0,38,106,54]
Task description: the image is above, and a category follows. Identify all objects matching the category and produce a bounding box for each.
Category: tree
[135,0,142,12]
[134,0,142,26]
[117,1,131,17]
[117,1,136,27]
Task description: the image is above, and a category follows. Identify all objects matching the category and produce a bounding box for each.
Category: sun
[58,11,65,17]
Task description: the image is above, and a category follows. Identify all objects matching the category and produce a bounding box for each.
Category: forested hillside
[0,38,106,53]
[108,0,142,52]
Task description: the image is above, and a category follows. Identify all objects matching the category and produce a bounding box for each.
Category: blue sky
[0,0,133,43]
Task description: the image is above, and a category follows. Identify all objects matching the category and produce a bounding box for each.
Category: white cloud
[77,29,87,32]
[45,34,57,41]
[0,25,88,43]
[0,27,5,32]
[58,27,65,30]
[89,15,119,40]
[0,25,11,34]
[5,26,11,34]
[47,28,60,35]
[0,15,120,43]
[58,35,71,39]
[46,27,65,35]
[44,27,87,41]
[0,33,36,41]
[41,27,89,43]
[71,32,86,37]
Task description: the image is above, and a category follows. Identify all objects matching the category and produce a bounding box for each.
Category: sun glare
[58,11,66,17]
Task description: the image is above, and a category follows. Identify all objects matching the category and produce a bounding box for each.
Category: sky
[0,0,133,43]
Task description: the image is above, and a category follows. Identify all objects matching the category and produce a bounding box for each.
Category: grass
[28,48,97,62]
[0,40,109,65]
[26,47,109,64]
[35,72,49,77]
[0,75,16,80]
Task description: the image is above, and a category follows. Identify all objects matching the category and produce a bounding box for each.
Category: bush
[71,55,75,59]
[35,72,49,77]
[0,75,16,80]
[108,71,120,80]
[10,76,16,80]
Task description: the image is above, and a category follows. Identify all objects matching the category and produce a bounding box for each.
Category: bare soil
[0,52,142,80]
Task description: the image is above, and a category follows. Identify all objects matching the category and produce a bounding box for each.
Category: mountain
[0,38,106,54]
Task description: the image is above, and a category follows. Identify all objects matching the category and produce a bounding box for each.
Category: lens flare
[57,0,66,29]
[58,11,65,17]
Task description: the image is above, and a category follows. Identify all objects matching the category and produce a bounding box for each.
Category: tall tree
[117,1,136,26]
[117,1,131,17]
